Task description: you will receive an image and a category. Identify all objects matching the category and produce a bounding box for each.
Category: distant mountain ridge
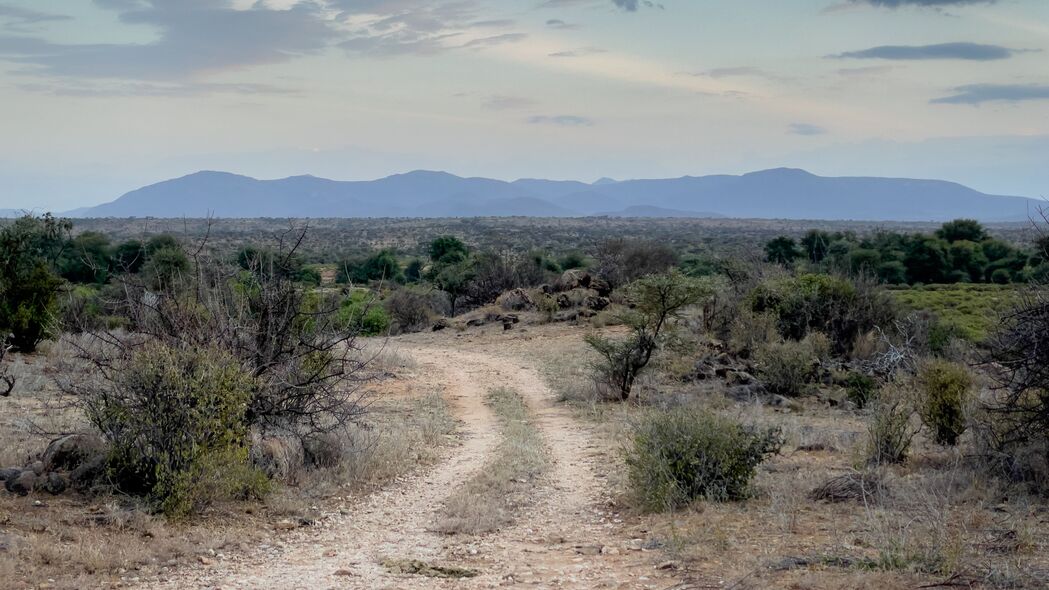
[66,168,1041,221]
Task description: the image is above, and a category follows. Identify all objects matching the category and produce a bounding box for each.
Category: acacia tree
[586,271,711,401]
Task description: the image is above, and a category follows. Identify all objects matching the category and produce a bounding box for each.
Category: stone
[497,289,536,312]
[41,473,68,495]
[0,468,21,481]
[4,470,37,496]
[42,434,107,472]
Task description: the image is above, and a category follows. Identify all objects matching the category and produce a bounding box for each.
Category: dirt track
[143,329,687,589]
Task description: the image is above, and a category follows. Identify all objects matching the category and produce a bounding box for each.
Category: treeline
[764,219,1046,285]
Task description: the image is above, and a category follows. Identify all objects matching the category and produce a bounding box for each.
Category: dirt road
[143,331,687,589]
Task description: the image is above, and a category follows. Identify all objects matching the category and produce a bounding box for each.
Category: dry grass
[525,327,1049,589]
[0,337,456,589]
[435,387,549,535]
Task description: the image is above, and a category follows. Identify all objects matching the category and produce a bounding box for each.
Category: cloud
[832,42,1018,60]
[0,4,71,29]
[0,1,337,80]
[789,123,828,136]
[836,65,895,76]
[462,33,527,49]
[482,94,539,110]
[850,0,997,7]
[931,83,1049,104]
[612,0,664,10]
[16,80,296,97]
[549,46,607,58]
[528,115,594,126]
[545,19,578,30]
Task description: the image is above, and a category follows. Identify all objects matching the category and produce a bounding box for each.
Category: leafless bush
[0,344,14,397]
[592,238,678,289]
[61,222,373,442]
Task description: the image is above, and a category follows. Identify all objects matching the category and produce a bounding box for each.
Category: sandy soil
[137,326,690,590]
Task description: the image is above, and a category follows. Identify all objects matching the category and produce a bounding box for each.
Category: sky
[0,0,1047,211]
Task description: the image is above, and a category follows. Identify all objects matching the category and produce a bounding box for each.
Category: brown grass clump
[435,388,549,534]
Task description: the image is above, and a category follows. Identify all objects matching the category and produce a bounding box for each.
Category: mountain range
[59,168,1042,221]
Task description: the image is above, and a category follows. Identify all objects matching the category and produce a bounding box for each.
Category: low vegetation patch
[889,283,1021,343]
[625,407,783,511]
[436,388,548,535]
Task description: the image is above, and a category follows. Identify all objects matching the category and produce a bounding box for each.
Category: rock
[41,473,67,495]
[574,545,603,556]
[42,434,107,472]
[333,569,355,577]
[432,318,449,331]
[726,384,764,401]
[69,455,107,492]
[583,296,610,311]
[727,371,755,386]
[274,520,297,531]
[465,318,486,327]
[497,288,536,312]
[4,471,37,496]
[590,277,612,297]
[0,468,21,482]
[557,269,592,291]
[28,461,45,475]
[198,555,214,566]
[553,311,578,323]
[556,293,573,310]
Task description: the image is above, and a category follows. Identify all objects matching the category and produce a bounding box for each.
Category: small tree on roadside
[586,271,711,401]
[0,213,70,352]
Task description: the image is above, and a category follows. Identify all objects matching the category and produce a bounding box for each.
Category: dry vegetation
[435,387,549,535]
[0,339,455,589]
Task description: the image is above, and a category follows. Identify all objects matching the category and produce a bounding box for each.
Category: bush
[626,407,783,510]
[842,371,877,409]
[384,287,433,334]
[866,390,918,465]
[82,341,269,517]
[754,333,828,397]
[586,271,711,400]
[748,273,897,354]
[915,360,972,446]
[338,290,390,336]
[0,214,69,352]
[727,309,778,358]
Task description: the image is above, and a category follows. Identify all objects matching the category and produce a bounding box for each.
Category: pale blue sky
[1,0,1047,210]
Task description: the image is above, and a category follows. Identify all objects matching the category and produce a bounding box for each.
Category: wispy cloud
[789,123,828,136]
[831,42,1019,60]
[482,94,539,110]
[528,114,594,126]
[931,83,1049,105]
[549,46,607,58]
[850,0,997,7]
[545,19,578,30]
[0,4,71,30]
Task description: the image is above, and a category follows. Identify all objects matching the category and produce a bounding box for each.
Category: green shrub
[626,407,782,510]
[842,371,877,409]
[915,360,972,446]
[338,290,390,336]
[0,214,69,352]
[866,391,918,465]
[85,342,269,518]
[754,333,828,397]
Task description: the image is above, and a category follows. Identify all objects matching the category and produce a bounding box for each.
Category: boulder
[583,296,610,311]
[42,433,107,472]
[556,293,573,310]
[465,318,486,327]
[0,467,21,481]
[431,318,449,331]
[28,461,45,475]
[497,289,536,312]
[590,277,612,297]
[41,473,68,495]
[69,455,107,492]
[557,269,591,292]
[4,471,37,496]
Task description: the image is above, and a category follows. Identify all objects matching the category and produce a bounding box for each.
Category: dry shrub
[866,386,919,466]
[625,407,783,511]
[915,360,973,446]
[384,287,434,334]
[728,309,778,357]
[754,333,829,397]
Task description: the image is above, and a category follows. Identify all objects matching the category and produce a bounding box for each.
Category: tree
[936,219,987,244]
[949,240,989,283]
[904,237,950,284]
[800,230,832,263]
[593,239,678,288]
[337,250,401,284]
[59,231,112,284]
[764,236,800,266]
[430,257,474,316]
[113,239,147,274]
[428,236,468,264]
[586,271,711,401]
[0,214,70,352]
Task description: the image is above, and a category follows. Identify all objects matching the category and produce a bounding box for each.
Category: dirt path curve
[142,335,686,590]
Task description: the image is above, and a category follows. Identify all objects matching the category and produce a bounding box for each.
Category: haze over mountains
[64,168,1041,222]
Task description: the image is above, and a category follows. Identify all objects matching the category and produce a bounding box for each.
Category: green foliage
[428,256,475,316]
[915,360,972,446]
[748,273,896,353]
[337,249,402,284]
[800,229,832,263]
[113,239,146,273]
[428,235,468,264]
[143,246,190,291]
[754,333,828,397]
[936,219,987,244]
[888,283,1020,343]
[626,407,783,510]
[59,231,112,284]
[87,342,268,518]
[764,236,800,265]
[338,290,390,336]
[587,271,712,400]
[0,213,70,351]
[843,371,877,409]
[558,251,587,270]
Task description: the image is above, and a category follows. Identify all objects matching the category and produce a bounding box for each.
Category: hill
[71,168,1040,221]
